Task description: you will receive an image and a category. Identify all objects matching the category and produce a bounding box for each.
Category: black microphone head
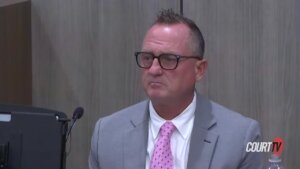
[72,107,84,120]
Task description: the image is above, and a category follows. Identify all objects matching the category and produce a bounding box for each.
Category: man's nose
[148,58,163,75]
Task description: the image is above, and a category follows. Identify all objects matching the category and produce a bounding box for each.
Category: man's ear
[195,59,208,81]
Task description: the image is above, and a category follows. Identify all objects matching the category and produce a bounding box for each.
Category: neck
[152,93,194,120]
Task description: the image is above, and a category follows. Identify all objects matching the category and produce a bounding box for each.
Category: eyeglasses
[135,52,202,70]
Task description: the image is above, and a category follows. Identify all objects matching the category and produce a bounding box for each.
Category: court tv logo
[246,137,284,155]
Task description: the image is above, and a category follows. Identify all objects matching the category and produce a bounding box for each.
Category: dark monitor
[0,104,68,169]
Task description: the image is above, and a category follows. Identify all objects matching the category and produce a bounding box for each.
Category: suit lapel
[187,94,218,169]
[123,101,149,169]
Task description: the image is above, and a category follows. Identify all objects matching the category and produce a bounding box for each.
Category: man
[89,9,263,169]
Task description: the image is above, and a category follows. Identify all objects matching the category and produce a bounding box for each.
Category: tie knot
[160,122,176,137]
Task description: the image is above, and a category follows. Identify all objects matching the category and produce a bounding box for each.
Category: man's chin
[146,90,169,101]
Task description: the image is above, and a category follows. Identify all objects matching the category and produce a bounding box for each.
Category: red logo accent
[272,137,284,156]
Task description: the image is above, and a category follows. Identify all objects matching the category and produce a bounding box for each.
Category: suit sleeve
[238,120,264,169]
[89,119,102,169]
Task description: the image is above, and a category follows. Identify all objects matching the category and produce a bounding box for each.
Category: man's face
[141,23,206,104]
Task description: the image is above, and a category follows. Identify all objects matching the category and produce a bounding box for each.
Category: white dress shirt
[145,93,196,169]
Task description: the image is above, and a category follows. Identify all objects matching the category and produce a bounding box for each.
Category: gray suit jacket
[89,93,263,169]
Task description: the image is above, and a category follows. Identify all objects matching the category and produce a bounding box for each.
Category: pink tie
[150,121,176,169]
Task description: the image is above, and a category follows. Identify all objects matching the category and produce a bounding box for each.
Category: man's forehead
[147,23,190,35]
[143,23,191,44]
[141,23,192,55]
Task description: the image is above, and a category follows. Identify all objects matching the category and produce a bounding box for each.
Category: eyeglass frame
[135,51,202,70]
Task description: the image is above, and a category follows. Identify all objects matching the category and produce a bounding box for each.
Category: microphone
[65,107,84,142]
[72,107,84,120]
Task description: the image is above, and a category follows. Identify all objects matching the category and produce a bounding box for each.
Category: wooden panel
[184,0,300,168]
[0,0,28,7]
[0,1,31,105]
[31,1,179,168]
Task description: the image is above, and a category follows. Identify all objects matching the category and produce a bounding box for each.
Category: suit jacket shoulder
[210,101,260,137]
[207,101,263,169]
[98,100,149,129]
[89,100,149,169]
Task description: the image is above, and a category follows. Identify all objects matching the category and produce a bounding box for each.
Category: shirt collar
[149,92,196,140]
